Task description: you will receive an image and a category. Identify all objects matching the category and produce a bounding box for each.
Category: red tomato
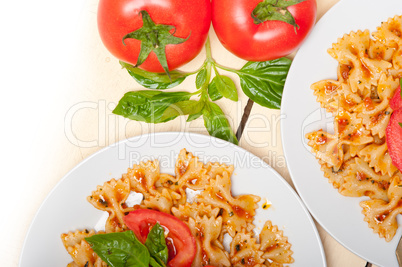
[124,209,196,267]
[390,86,402,110]
[211,0,317,61]
[386,108,402,172]
[97,0,211,72]
[386,87,402,172]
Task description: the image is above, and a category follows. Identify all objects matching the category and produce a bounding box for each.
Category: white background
[0,0,86,265]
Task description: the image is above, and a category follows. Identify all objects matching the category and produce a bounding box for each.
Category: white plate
[281,0,402,266]
[20,132,325,266]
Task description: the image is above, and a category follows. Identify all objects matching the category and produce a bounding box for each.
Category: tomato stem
[251,0,303,29]
[199,61,212,100]
[203,37,239,75]
[214,62,238,74]
[122,10,190,81]
[205,36,213,61]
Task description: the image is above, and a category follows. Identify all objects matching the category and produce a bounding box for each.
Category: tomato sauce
[316,134,327,145]
[360,59,371,78]
[364,97,375,111]
[233,205,251,220]
[377,180,390,191]
[356,172,367,181]
[134,170,147,189]
[337,117,349,134]
[375,212,389,223]
[325,82,338,95]
[340,64,351,80]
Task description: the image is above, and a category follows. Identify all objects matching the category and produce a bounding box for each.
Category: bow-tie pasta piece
[335,110,374,146]
[61,229,106,267]
[360,175,402,241]
[310,80,341,115]
[368,39,395,62]
[260,221,294,265]
[174,149,217,195]
[171,202,220,221]
[339,158,392,201]
[306,131,344,171]
[320,158,354,189]
[204,161,235,180]
[197,170,260,237]
[175,148,198,179]
[356,73,398,138]
[328,30,373,94]
[358,142,398,176]
[230,231,265,266]
[87,178,133,233]
[123,160,160,197]
[141,188,177,213]
[336,82,362,113]
[328,30,370,63]
[188,215,231,267]
[372,15,402,69]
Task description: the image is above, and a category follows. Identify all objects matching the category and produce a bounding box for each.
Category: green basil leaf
[145,223,168,266]
[85,231,149,267]
[202,102,238,145]
[162,100,204,120]
[187,112,203,122]
[237,58,291,109]
[212,75,238,101]
[121,61,188,89]
[150,257,164,267]
[208,79,223,101]
[399,122,402,128]
[196,68,207,89]
[113,90,192,123]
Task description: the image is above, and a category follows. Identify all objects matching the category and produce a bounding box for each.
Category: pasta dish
[61,149,294,266]
[306,15,402,241]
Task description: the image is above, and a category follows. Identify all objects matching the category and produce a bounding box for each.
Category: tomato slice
[124,209,196,267]
[387,85,402,172]
[390,86,402,110]
[386,108,402,172]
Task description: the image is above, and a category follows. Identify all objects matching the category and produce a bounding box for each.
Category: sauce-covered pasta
[61,149,294,266]
[307,15,402,242]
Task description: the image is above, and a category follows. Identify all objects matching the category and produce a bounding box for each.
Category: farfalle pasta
[307,15,402,241]
[62,149,294,266]
[61,229,107,267]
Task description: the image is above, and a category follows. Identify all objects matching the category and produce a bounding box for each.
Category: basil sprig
[202,101,238,144]
[115,37,291,144]
[121,61,189,89]
[210,72,238,101]
[113,91,192,123]
[85,224,168,267]
[236,59,291,109]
